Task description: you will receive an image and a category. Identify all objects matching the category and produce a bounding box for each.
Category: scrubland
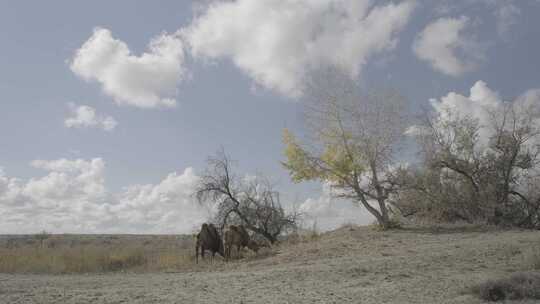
[0,234,196,274]
[1,225,540,303]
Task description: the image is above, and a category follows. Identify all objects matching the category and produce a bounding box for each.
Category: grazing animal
[224,225,260,260]
[195,223,224,264]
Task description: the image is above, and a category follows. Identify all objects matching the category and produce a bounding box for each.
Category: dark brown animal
[195,223,224,263]
[224,225,260,260]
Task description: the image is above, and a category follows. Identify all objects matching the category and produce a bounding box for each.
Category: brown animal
[195,223,224,264]
[224,225,260,260]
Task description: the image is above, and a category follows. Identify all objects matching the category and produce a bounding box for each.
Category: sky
[1,0,539,234]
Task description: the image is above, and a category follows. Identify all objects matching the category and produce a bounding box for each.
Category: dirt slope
[1,226,539,304]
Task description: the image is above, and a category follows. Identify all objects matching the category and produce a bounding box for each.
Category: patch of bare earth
[1,226,539,303]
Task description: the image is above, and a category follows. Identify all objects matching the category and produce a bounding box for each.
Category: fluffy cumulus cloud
[0,168,24,208]
[299,183,375,231]
[413,16,485,76]
[0,159,209,234]
[64,103,118,131]
[0,158,109,233]
[433,0,521,39]
[183,0,416,97]
[424,81,540,150]
[70,28,185,109]
[0,157,383,234]
[112,168,208,234]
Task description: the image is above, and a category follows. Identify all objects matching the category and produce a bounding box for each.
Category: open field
[1,226,540,303]
[0,234,196,274]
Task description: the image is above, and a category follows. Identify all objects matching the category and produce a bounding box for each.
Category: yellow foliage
[320,144,355,183]
[282,129,364,184]
[282,129,320,182]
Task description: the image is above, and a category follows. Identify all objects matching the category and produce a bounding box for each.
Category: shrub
[34,230,51,248]
[471,272,540,301]
[196,150,299,244]
[401,96,540,229]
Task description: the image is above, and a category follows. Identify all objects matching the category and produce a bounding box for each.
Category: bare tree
[403,95,540,227]
[195,150,298,244]
[407,108,489,222]
[487,101,540,226]
[282,69,410,229]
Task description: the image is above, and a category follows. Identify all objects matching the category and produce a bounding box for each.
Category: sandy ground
[1,226,540,304]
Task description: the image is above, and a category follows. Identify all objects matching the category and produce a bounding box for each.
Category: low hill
[1,225,539,303]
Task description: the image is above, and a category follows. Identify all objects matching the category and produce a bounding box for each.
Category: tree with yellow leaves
[282,70,409,229]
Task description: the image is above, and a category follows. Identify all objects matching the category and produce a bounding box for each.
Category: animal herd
[195,223,264,263]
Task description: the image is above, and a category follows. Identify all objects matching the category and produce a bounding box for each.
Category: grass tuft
[471,272,540,301]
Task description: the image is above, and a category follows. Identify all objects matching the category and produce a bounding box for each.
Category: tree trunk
[378,199,391,230]
[357,194,392,229]
[370,162,393,230]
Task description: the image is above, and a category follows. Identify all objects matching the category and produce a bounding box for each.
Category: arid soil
[1,226,539,304]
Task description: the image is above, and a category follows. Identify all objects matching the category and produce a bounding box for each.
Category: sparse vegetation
[471,272,540,302]
[34,230,51,248]
[284,222,322,246]
[0,245,146,273]
[0,235,198,274]
[196,150,299,244]
[399,95,540,228]
[2,226,540,303]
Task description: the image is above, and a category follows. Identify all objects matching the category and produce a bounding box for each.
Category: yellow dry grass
[0,235,198,274]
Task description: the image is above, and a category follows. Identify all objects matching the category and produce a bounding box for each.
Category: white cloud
[299,183,375,231]
[0,158,110,233]
[426,81,540,151]
[432,0,521,39]
[413,16,485,76]
[1,157,384,234]
[429,80,499,149]
[27,158,107,201]
[0,168,24,207]
[0,159,208,234]
[112,168,208,234]
[70,28,185,109]
[183,0,416,97]
[65,103,118,131]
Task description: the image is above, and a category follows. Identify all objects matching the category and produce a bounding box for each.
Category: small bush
[34,230,51,248]
[284,221,321,246]
[471,272,540,301]
[368,218,401,231]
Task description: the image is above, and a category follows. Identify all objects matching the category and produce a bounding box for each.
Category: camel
[195,223,224,264]
[224,225,260,260]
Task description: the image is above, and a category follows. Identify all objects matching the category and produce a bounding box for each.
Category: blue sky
[0,0,539,234]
